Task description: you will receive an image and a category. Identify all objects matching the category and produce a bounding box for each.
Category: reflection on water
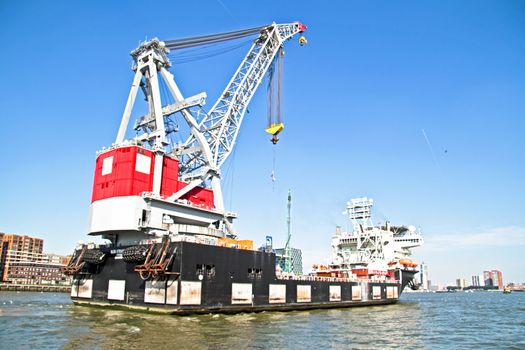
[0,292,524,349]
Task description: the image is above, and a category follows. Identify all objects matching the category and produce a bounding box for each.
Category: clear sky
[1,0,524,285]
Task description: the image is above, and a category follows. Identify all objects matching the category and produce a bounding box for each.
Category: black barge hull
[70,241,417,315]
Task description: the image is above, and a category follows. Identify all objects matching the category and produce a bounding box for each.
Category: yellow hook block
[299,36,308,46]
[265,123,284,136]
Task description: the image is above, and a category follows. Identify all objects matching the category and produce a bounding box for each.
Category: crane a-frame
[89,22,306,242]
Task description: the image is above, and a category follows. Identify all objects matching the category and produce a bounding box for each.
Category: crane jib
[181,22,307,172]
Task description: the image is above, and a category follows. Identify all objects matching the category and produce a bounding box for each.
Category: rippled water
[0,291,524,349]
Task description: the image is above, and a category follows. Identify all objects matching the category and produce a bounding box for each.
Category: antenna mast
[284,189,292,273]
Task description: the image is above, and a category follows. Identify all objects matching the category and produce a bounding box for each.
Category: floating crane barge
[64,22,422,314]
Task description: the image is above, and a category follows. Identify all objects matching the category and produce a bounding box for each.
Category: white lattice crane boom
[181,22,306,176]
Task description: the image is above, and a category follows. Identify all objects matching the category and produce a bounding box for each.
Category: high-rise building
[483,270,504,289]
[0,233,43,281]
[483,270,493,286]
[0,232,70,284]
[478,274,484,286]
[491,270,503,289]
[456,278,467,289]
[420,261,429,290]
[472,275,481,286]
[274,247,303,275]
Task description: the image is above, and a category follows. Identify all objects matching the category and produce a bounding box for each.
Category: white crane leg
[147,61,168,195]
[115,70,143,144]
[211,176,224,213]
[148,62,167,147]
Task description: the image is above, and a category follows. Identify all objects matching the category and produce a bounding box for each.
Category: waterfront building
[45,253,71,266]
[0,233,43,281]
[478,274,485,286]
[491,270,503,289]
[420,261,429,290]
[456,278,467,289]
[483,270,504,289]
[428,283,440,292]
[483,270,493,286]
[507,283,525,291]
[0,232,70,284]
[472,275,481,286]
[274,247,303,275]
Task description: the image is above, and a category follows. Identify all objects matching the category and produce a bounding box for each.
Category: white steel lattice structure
[347,197,374,230]
[113,22,306,235]
[331,198,423,269]
[179,23,306,201]
[344,197,384,264]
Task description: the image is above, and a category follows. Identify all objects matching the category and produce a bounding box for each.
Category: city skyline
[1,1,524,283]
[421,263,510,288]
[421,259,511,287]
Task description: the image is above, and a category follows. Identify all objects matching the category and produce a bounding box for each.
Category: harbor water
[0,291,524,349]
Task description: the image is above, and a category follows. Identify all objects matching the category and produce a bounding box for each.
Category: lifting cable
[270,148,277,191]
[169,39,252,64]
[267,48,284,189]
[164,25,266,50]
[164,26,267,65]
[266,48,284,145]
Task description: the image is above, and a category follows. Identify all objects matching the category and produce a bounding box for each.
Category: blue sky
[1,1,524,285]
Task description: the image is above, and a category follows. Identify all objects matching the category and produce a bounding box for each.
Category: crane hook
[299,36,308,46]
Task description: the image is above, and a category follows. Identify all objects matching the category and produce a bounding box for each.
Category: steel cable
[169,39,252,64]
[164,25,267,50]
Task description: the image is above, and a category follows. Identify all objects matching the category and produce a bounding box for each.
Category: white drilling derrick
[338,197,385,266]
[112,22,307,237]
[347,197,374,232]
